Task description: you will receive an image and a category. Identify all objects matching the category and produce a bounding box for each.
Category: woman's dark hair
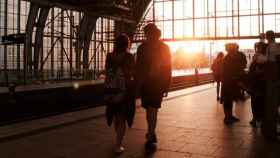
[114,33,130,54]
[217,52,224,59]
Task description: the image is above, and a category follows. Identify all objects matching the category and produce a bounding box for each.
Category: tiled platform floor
[0,84,279,158]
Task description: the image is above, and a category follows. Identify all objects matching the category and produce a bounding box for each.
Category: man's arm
[135,45,144,90]
[161,45,172,95]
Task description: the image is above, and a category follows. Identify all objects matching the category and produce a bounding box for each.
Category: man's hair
[143,23,161,39]
[144,23,158,33]
[225,43,238,50]
[266,30,275,40]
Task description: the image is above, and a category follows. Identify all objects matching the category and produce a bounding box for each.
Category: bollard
[195,68,199,85]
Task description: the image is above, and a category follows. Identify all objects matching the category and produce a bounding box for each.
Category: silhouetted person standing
[211,52,224,101]
[136,23,171,150]
[262,30,280,138]
[249,42,267,127]
[221,43,244,125]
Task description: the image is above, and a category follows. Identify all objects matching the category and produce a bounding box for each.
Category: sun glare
[166,41,205,54]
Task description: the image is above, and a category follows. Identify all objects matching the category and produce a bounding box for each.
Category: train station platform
[0,84,279,158]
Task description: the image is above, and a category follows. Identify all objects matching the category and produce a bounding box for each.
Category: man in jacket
[136,23,172,150]
[222,43,244,124]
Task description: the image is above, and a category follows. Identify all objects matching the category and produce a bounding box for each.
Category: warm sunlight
[167,41,203,54]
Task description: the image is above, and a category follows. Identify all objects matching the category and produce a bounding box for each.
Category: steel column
[83,17,98,71]
[60,10,64,77]
[24,3,39,73]
[237,0,240,37]
[51,8,54,77]
[17,0,21,71]
[70,11,73,79]
[4,0,8,85]
[214,0,217,38]
[261,0,264,33]
[33,7,50,76]
[75,14,89,72]
[192,0,195,38]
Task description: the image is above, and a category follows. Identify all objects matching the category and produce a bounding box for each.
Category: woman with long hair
[211,52,224,101]
[104,34,135,153]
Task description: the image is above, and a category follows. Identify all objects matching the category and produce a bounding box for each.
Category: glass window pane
[216,18,229,36]
[174,20,183,38]
[154,2,164,20]
[264,15,276,32]
[195,0,206,17]
[174,0,183,19]
[195,19,207,37]
[183,20,193,37]
[249,16,259,35]
[216,0,228,16]
[240,16,251,36]
[239,0,253,15]
[163,20,173,39]
[182,0,193,19]
[264,0,276,13]
[163,1,172,20]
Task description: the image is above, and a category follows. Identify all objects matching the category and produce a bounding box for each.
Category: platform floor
[0,84,279,158]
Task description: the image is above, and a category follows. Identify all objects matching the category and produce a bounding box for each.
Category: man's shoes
[230,116,240,122]
[146,134,157,143]
[145,141,157,151]
[145,134,157,152]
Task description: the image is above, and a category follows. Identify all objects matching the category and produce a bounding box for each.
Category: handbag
[104,59,126,105]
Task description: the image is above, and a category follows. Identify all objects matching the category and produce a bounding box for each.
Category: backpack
[104,54,126,104]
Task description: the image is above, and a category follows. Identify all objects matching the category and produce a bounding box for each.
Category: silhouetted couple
[104,23,171,154]
[248,30,280,127]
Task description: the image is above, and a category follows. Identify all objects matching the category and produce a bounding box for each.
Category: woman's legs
[255,95,265,122]
[114,112,126,152]
[250,95,258,126]
[250,94,265,126]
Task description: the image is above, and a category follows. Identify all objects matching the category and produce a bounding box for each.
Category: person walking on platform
[248,42,267,127]
[221,43,245,125]
[104,34,136,154]
[136,23,172,150]
[211,52,224,101]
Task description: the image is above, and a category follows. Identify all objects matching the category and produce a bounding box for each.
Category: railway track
[170,73,214,91]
